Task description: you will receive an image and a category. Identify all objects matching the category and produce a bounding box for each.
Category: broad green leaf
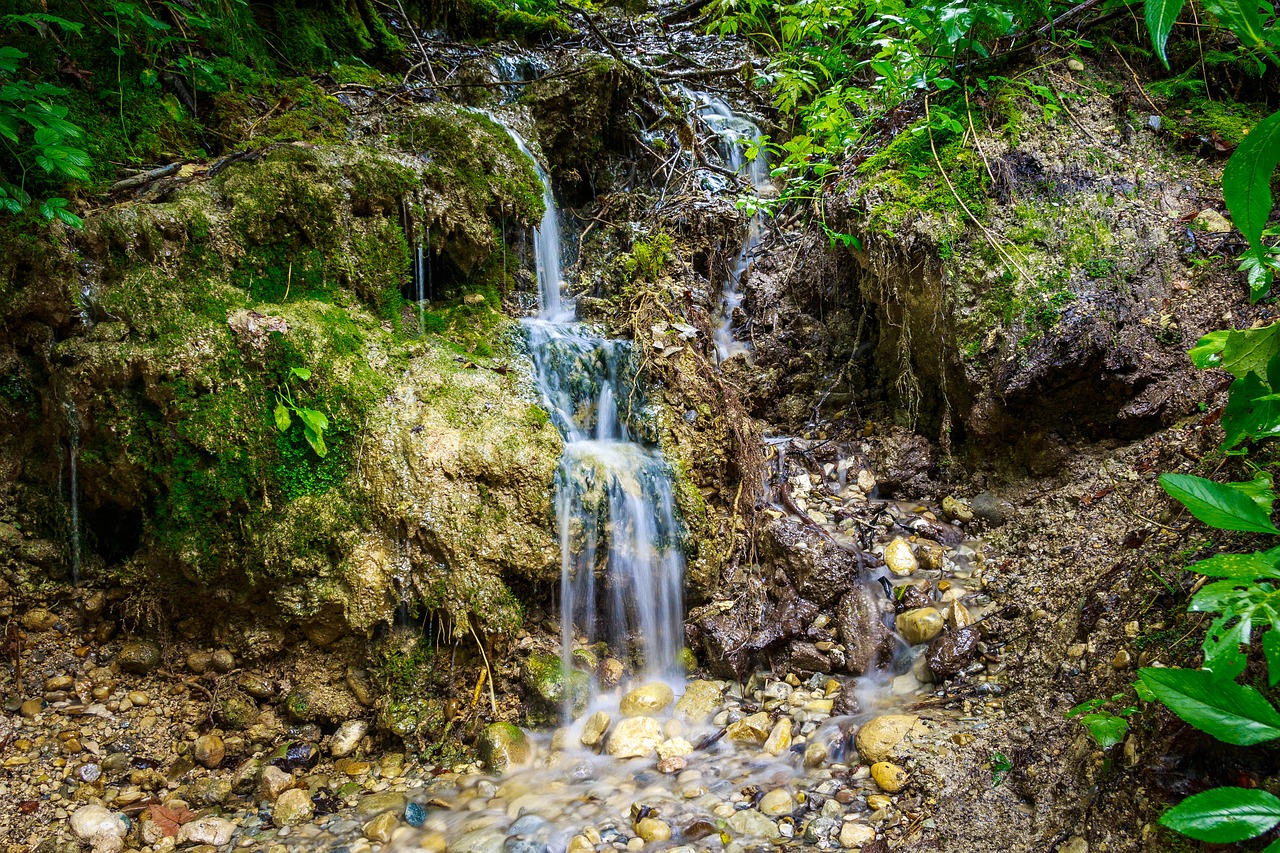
[1066,698,1107,717]
[1243,250,1279,303]
[1159,473,1280,534]
[1235,473,1276,509]
[1189,329,1230,368]
[1160,786,1280,842]
[273,402,291,432]
[303,425,328,457]
[1266,836,1280,853]
[1190,580,1280,677]
[1189,551,1280,579]
[1077,712,1128,749]
[1265,631,1280,685]
[290,366,312,380]
[1220,323,1280,378]
[1144,0,1186,67]
[1222,374,1280,449]
[1202,0,1270,52]
[297,408,329,433]
[1223,109,1280,255]
[1139,667,1280,744]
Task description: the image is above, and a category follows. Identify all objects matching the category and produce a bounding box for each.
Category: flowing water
[689,93,771,362]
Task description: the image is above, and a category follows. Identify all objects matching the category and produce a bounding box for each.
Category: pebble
[331,720,369,758]
[763,718,792,755]
[355,791,407,820]
[194,734,225,769]
[883,538,918,576]
[116,639,162,674]
[580,711,611,747]
[275,787,315,826]
[71,804,127,842]
[727,808,781,840]
[211,649,236,672]
[839,822,876,849]
[177,816,236,846]
[19,699,41,718]
[856,715,921,763]
[259,765,294,801]
[364,811,399,842]
[605,716,662,758]
[619,683,674,717]
[871,761,908,793]
[759,788,795,816]
[634,818,671,842]
[895,608,944,645]
[725,712,771,744]
[127,690,149,707]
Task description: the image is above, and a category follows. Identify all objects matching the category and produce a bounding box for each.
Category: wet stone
[871,762,908,793]
[274,787,315,826]
[856,715,921,763]
[116,640,162,674]
[194,734,225,769]
[925,627,979,678]
[478,723,529,774]
[605,716,662,758]
[619,683,674,717]
[580,711,610,747]
[759,788,795,816]
[895,608,944,645]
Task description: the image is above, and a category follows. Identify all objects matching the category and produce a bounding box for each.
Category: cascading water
[689,92,771,361]
[506,124,685,686]
[64,398,81,585]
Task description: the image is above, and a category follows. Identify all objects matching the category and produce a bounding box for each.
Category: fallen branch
[109,163,181,193]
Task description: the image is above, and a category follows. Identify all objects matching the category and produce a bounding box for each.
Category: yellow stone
[870,761,908,793]
[763,718,792,756]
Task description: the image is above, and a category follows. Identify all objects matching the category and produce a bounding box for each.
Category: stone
[452,830,507,853]
[1195,209,1233,233]
[215,690,258,730]
[116,639,162,674]
[790,641,831,673]
[187,651,213,673]
[127,690,149,706]
[759,788,795,816]
[19,699,41,718]
[866,795,892,811]
[600,657,625,687]
[657,755,686,774]
[726,809,781,840]
[605,716,662,758]
[941,495,973,523]
[331,720,369,758]
[355,791,408,821]
[478,723,529,774]
[567,836,593,853]
[274,788,315,826]
[763,718,792,756]
[177,817,235,846]
[895,608,944,645]
[634,818,671,843]
[619,682,674,717]
[674,680,721,722]
[1112,649,1132,670]
[1058,838,1088,853]
[656,737,693,760]
[726,712,771,744]
[580,711,610,747]
[871,762,908,793]
[46,674,74,691]
[804,741,828,768]
[855,714,922,763]
[520,654,590,724]
[971,492,1011,525]
[211,649,236,672]
[839,823,875,849]
[194,734,225,769]
[1067,58,1085,71]
[364,812,399,843]
[22,608,58,631]
[925,627,979,677]
[238,672,275,699]
[71,805,127,842]
[405,802,427,828]
[883,538,917,576]
[259,765,294,801]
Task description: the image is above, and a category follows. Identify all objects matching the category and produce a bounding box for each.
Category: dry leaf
[148,804,196,837]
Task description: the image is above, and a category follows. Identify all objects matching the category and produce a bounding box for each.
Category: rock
[866,795,892,811]
[895,608,944,645]
[925,627,980,677]
[177,817,235,846]
[567,836,593,853]
[238,671,275,699]
[599,657,625,687]
[838,587,889,676]
[115,640,161,674]
[19,698,41,717]
[605,716,663,758]
[883,538,917,576]
[635,818,671,843]
[763,718,792,756]
[674,680,721,722]
[759,788,795,816]
[971,492,1011,525]
[1195,208,1233,233]
[760,516,861,605]
[275,787,315,826]
[1146,114,1162,132]
[187,651,213,673]
[23,608,58,632]
[1066,58,1085,71]
[790,641,831,673]
[725,711,771,744]
[871,762,908,793]
[941,495,973,523]
[194,734,225,769]
[580,711,610,747]
[356,791,408,821]
[520,654,590,724]
[872,428,934,496]
[71,805,127,842]
[657,755,686,774]
[211,649,236,672]
[365,812,399,842]
[1058,838,1088,853]
[839,823,875,849]
[804,741,829,768]
[127,690,149,706]
[656,737,693,760]
[1112,649,1132,670]
[478,722,529,774]
[405,802,427,828]
[331,720,369,758]
[259,765,294,801]
[215,690,258,730]
[619,682,674,717]
[727,808,782,840]
[451,829,507,853]
[855,714,922,763]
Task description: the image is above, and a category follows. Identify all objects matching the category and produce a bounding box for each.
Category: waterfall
[690,92,771,361]
[505,124,685,696]
[64,398,81,585]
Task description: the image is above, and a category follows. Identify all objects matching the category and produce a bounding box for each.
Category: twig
[109,163,181,193]
[465,615,498,716]
[1036,0,1107,35]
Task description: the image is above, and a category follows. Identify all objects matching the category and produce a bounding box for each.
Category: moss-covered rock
[520,653,591,726]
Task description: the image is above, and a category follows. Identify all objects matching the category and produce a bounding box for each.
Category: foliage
[625,232,674,280]
[989,750,1013,786]
[274,366,329,458]
[1066,694,1136,749]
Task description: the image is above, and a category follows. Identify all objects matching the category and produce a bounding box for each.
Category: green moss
[623,232,674,280]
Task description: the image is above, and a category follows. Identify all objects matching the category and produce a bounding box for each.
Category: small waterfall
[690,93,771,361]
[505,123,685,694]
[64,398,81,584]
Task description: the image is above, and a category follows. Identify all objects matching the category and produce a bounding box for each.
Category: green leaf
[1138,667,1280,744]
[1223,109,1280,255]
[1160,786,1280,842]
[273,402,291,432]
[1190,580,1280,677]
[1077,712,1129,749]
[1189,551,1280,580]
[1201,0,1271,52]
[290,366,312,380]
[303,424,328,457]
[1222,373,1280,449]
[1265,631,1280,685]
[1159,473,1280,534]
[1220,323,1280,378]
[1189,329,1230,369]
[1144,0,1186,67]
[297,408,328,433]
[1066,698,1107,717]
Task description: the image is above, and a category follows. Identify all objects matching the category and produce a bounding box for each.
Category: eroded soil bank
[0,2,1272,852]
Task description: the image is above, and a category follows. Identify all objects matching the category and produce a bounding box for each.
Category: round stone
[330,720,369,758]
[883,538,918,576]
[855,714,921,764]
[477,722,529,774]
[620,683,675,717]
[274,788,315,826]
[194,734,225,769]
[758,788,795,816]
[871,761,908,793]
[115,639,161,674]
[211,650,236,673]
[839,822,875,849]
[605,716,663,758]
[895,608,944,645]
[635,818,671,843]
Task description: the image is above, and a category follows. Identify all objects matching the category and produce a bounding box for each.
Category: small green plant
[626,233,674,281]
[1066,694,1137,749]
[989,750,1013,787]
[273,366,328,458]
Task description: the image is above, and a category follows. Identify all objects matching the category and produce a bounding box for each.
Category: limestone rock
[193,734,225,769]
[115,640,161,674]
[674,680,721,722]
[71,805,127,842]
[759,788,795,816]
[763,718,792,756]
[871,761,908,793]
[883,538,917,576]
[605,716,662,758]
[895,608,944,645]
[727,808,781,840]
[478,722,529,774]
[839,822,876,849]
[656,737,693,760]
[177,817,235,846]
[726,711,772,744]
[580,711,610,747]
[619,682,674,717]
[330,720,369,758]
[635,818,671,843]
[274,788,314,826]
[855,714,922,763]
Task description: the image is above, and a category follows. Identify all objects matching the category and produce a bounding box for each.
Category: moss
[221,148,347,250]
[624,232,675,281]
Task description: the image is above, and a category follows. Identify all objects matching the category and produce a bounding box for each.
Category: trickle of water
[504,122,685,687]
[689,92,771,361]
[64,398,81,585]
